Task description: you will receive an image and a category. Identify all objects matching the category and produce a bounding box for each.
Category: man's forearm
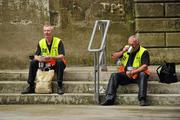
[131,64,148,75]
[118,51,125,57]
[52,54,64,60]
[112,50,125,60]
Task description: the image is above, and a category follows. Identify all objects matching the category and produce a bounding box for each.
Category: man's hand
[112,45,129,61]
[44,56,51,61]
[126,70,139,79]
[34,55,50,62]
[122,45,129,52]
[111,52,121,61]
[126,71,132,78]
[38,56,46,62]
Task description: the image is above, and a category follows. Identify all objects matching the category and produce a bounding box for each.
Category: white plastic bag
[35,69,54,93]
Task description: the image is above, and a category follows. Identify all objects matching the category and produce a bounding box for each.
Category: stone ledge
[0,93,180,105]
[0,66,180,81]
[116,94,180,105]
[0,93,94,104]
[0,81,180,94]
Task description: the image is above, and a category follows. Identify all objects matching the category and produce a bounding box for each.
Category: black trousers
[27,60,66,87]
[105,72,149,102]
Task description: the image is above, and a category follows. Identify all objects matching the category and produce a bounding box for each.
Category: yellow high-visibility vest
[120,46,147,68]
[39,37,60,57]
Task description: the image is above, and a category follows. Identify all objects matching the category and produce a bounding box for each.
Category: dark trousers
[106,72,149,102]
[27,60,66,87]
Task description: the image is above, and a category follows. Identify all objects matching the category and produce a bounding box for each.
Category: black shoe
[57,86,64,95]
[21,86,35,94]
[139,99,149,106]
[101,99,114,106]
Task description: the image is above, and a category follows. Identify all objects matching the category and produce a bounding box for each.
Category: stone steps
[0,81,180,94]
[0,93,179,105]
[0,66,179,81]
[0,65,180,105]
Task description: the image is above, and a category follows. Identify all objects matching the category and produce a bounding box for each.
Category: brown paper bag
[35,69,54,93]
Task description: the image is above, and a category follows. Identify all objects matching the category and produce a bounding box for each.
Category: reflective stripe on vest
[39,37,60,57]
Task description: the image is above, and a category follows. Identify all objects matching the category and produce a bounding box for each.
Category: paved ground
[0,105,180,120]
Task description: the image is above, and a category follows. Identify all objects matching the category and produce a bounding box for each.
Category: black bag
[156,62,177,84]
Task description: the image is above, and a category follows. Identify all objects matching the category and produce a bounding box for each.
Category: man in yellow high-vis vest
[101,35,150,106]
[22,22,66,95]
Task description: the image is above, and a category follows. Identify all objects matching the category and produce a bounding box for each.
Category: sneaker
[21,86,35,94]
[57,86,64,95]
[139,99,149,106]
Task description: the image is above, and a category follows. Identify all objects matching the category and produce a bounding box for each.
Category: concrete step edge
[0,93,93,96]
[0,65,180,73]
[0,93,179,105]
[0,93,179,96]
[0,81,180,84]
[0,70,180,74]
[1,81,180,94]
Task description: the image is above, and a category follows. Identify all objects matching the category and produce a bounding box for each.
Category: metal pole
[96,52,100,104]
[94,52,97,103]
[101,22,107,71]
[88,20,110,104]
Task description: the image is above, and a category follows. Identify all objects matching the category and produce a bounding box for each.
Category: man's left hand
[126,70,138,79]
[43,56,53,62]
[126,71,132,78]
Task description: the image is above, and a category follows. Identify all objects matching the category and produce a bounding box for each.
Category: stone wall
[135,0,180,63]
[0,0,49,69]
[50,0,134,66]
[0,0,179,69]
[0,0,134,69]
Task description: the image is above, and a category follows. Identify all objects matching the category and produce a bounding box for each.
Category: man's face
[128,36,139,52]
[43,26,53,39]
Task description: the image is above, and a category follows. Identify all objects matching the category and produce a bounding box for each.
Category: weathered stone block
[135,3,164,17]
[136,18,180,32]
[49,0,60,11]
[165,3,180,17]
[0,73,21,81]
[0,0,50,69]
[136,33,165,47]
[0,0,49,23]
[136,18,165,32]
[166,33,180,46]
[148,48,180,64]
[0,23,42,69]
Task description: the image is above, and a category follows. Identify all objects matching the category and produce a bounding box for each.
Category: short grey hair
[43,21,54,30]
[129,35,139,41]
